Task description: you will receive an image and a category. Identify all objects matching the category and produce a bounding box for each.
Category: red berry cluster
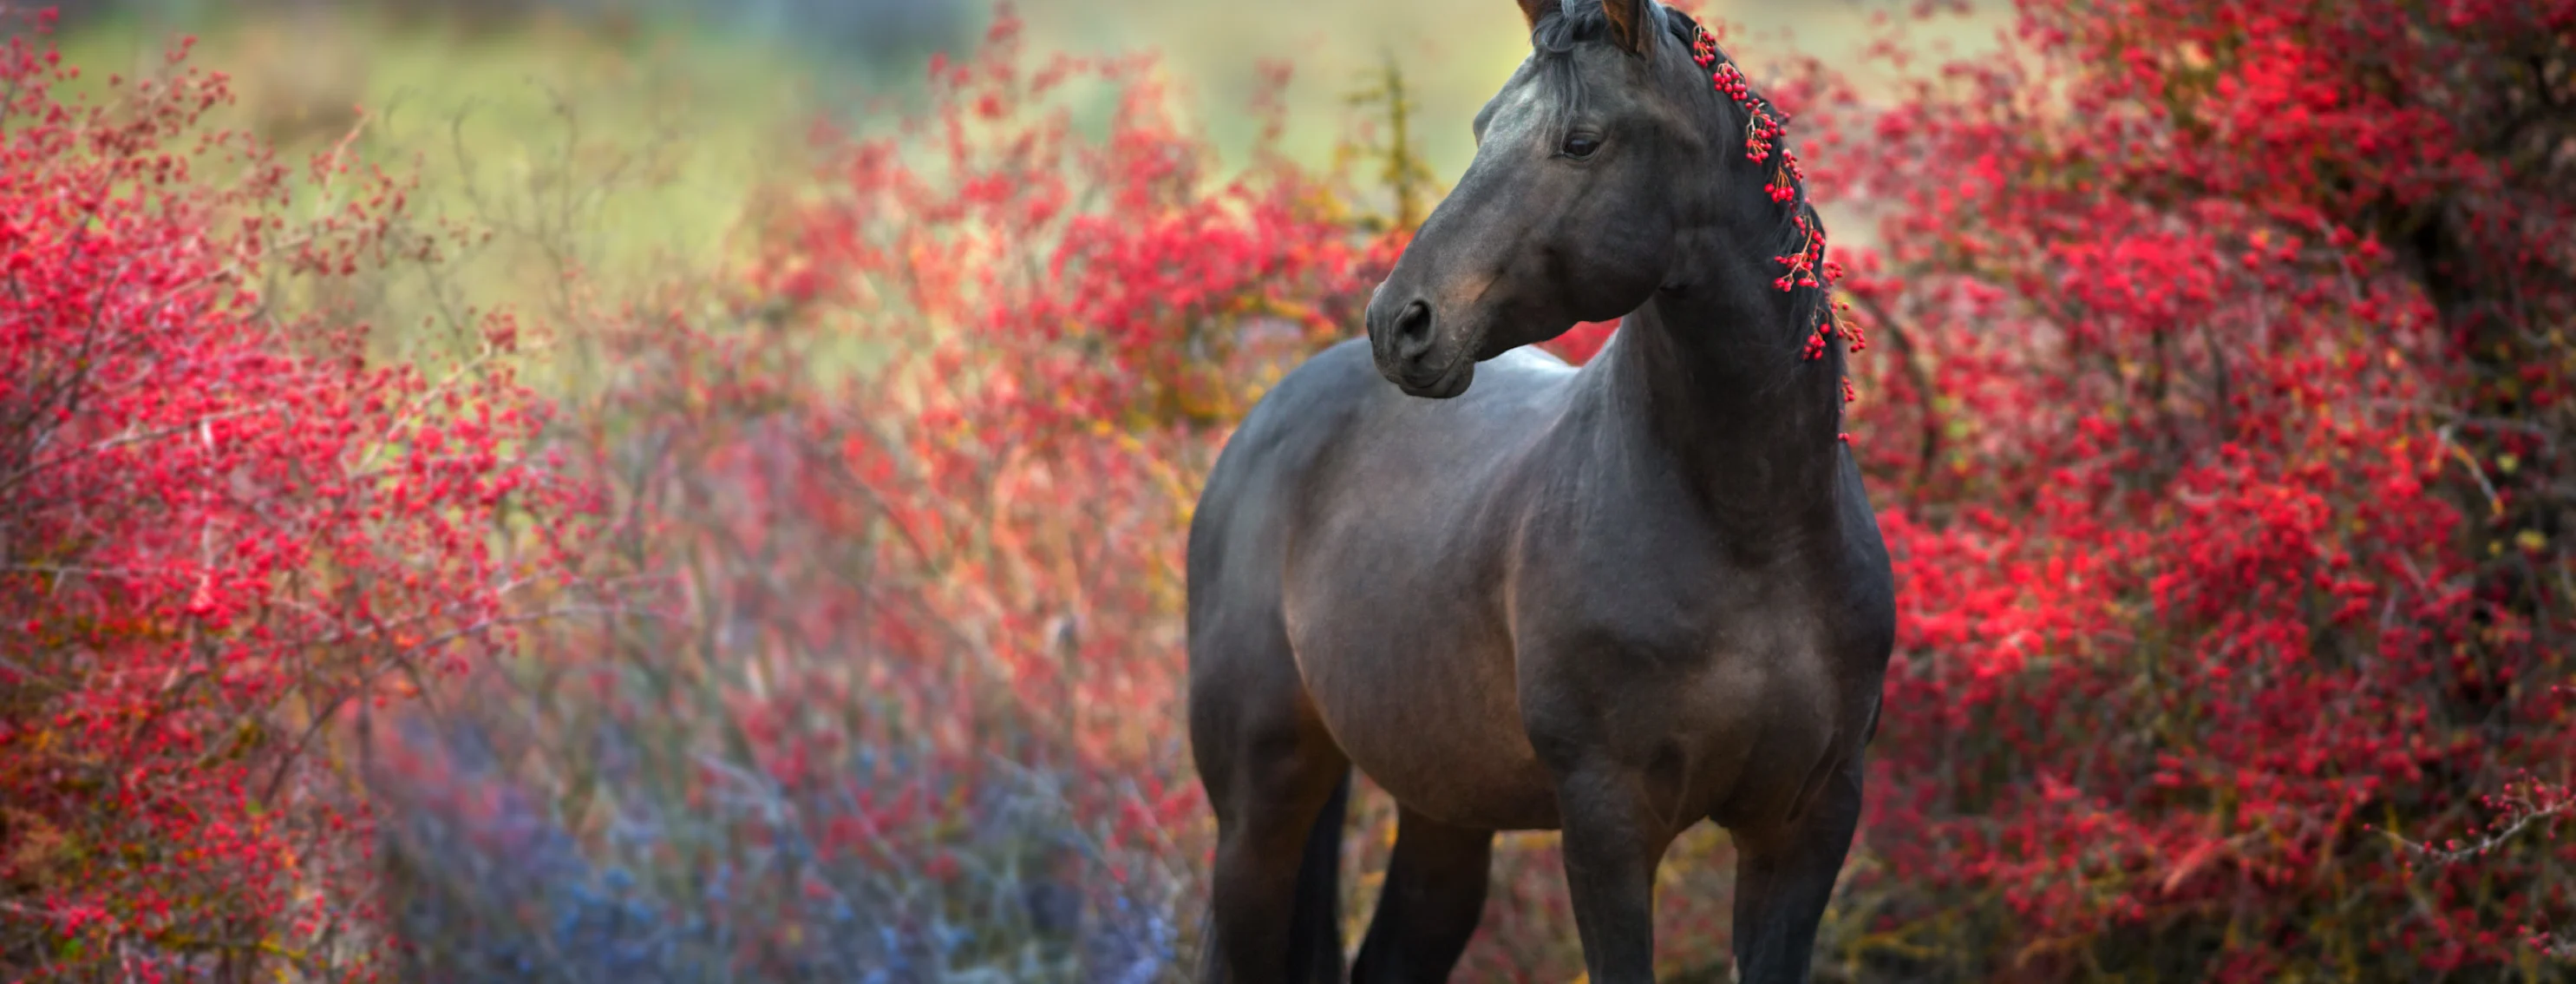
[1804,0,2576,974]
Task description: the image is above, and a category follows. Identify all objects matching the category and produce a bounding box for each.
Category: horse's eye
[1561,133,1602,159]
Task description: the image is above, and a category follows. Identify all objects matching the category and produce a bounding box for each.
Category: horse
[1182,0,1897,980]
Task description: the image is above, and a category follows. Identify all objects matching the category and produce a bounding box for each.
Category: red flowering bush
[726,12,1370,780]
[0,13,592,979]
[353,10,1386,980]
[1780,0,2576,977]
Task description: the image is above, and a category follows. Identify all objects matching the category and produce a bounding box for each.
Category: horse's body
[1186,2,1897,981]
[1196,337,1886,836]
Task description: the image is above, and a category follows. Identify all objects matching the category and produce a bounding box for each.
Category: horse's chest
[1511,548,1891,828]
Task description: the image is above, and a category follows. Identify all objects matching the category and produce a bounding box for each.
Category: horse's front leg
[1552,763,1680,983]
[1725,750,1864,984]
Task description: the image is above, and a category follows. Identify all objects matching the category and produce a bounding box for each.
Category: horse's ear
[1601,0,1651,54]
[1516,0,1559,30]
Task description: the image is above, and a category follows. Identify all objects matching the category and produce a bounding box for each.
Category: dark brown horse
[1184,0,1896,981]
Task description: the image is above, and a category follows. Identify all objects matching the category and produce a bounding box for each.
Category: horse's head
[1364,0,1730,398]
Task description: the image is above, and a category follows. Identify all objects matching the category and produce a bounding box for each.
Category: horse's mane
[1527,0,1838,339]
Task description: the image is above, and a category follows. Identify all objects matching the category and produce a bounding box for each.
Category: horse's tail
[1284,768,1352,983]
[1194,768,1352,983]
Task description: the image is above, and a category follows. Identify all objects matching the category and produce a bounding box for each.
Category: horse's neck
[1584,283,1848,539]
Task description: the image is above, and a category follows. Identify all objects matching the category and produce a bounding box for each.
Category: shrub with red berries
[0,11,592,978]
[1788,0,2576,976]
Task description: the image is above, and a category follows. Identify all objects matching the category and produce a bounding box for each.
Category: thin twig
[1847,290,1944,489]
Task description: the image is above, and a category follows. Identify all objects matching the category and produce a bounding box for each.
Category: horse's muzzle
[1368,293,1474,397]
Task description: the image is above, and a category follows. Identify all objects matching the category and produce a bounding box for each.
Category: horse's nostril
[1392,299,1435,351]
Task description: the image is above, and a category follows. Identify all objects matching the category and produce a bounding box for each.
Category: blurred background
[7,0,2569,981]
[30,0,2007,291]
